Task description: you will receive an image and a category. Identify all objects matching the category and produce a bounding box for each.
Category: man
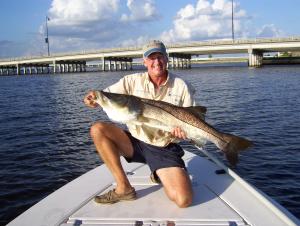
[84,40,195,208]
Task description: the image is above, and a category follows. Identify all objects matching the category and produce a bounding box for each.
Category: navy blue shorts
[124,131,186,175]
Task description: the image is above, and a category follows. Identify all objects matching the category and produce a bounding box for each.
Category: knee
[90,122,107,138]
[175,194,193,208]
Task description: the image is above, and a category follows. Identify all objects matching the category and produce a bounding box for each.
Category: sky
[0,0,299,58]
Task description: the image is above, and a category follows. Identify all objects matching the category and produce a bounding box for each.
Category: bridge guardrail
[1,36,300,63]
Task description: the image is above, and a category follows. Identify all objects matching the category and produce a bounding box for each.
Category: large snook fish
[94,91,252,166]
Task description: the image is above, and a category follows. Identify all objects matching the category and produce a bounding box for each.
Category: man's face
[143,52,168,78]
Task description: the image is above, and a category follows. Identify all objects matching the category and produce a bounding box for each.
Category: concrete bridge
[1,37,300,75]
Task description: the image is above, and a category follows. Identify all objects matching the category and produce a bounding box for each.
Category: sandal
[94,188,136,204]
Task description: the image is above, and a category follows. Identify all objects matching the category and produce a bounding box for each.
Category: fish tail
[218,134,253,166]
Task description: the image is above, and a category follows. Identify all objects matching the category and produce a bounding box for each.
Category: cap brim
[143,48,167,58]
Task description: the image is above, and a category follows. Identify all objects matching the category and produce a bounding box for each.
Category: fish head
[95,91,129,109]
[94,91,142,123]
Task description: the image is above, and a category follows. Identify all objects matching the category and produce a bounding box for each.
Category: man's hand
[171,127,187,140]
[84,91,99,108]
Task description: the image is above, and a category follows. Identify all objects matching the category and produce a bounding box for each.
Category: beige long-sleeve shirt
[105,71,195,146]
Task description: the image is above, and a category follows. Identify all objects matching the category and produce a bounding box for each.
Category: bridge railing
[1,36,300,62]
[168,36,300,48]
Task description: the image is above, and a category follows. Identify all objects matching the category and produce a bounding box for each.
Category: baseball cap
[143,40,168,58]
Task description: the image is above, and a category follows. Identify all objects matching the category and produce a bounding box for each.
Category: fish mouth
[99,90,108,97]
[100,91,129,108]
[100,91,117,99]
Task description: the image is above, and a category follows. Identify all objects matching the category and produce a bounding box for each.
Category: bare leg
[90,121,134,194]
[156,167,193,208]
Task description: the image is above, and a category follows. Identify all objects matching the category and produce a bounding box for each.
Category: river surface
[0,64,299,224]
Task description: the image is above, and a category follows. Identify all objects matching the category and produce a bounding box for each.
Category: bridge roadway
[1,37,300,75]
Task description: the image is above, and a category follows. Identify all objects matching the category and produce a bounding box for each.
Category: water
[0,64,299,224]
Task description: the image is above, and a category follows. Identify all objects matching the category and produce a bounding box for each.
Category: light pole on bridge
[45,16,50,56]
[231,0,235,42]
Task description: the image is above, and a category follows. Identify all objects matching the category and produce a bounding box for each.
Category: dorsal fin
[185,106,207,120]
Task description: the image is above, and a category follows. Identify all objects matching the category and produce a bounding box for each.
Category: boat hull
[7,150,300,226]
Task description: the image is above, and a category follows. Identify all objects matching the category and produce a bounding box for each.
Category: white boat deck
[8,151,299,226]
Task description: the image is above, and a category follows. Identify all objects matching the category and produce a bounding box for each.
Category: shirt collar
[145,71,172,88]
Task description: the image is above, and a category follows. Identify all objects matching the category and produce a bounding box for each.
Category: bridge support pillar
[175,58,179,68]
[53,61,56,74]
[16,64,20,75]
[169,53,192,69]
[111,61,114,71]
[102,57,106,71]
[83,63,86,72]
[248,49,263,67]
[169,56,174,69]
[100,57,133,72]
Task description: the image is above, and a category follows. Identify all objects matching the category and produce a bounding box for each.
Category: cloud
[257,24,284,38]
[43,0,126,51]
[121,0,158,22]
[48,0,119,26]
[31,0,161,54]
[31,0,122,54]
[119,36,151,47]
[161,0,248,43]
[46,0,159,39]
